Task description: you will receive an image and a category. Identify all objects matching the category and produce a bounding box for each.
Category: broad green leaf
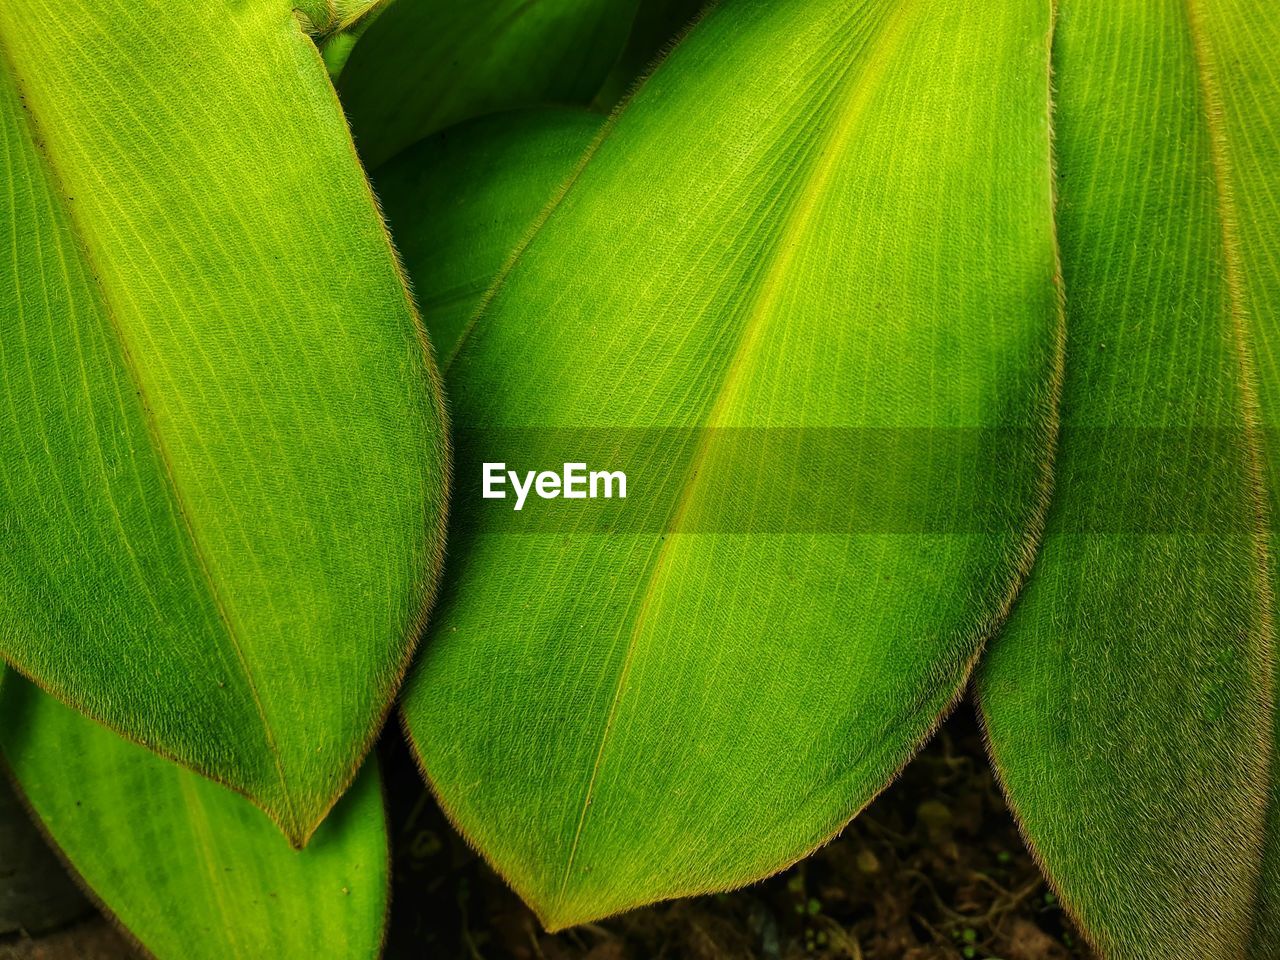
[376,108,605,361]
[0,0,448,843]
[337,0,641,168]
[0,673,387,960]
[400,0,1061,929]
[978,2,1279,958]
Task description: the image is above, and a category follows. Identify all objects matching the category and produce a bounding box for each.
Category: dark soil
[0,918,134,960]
[2,702,1094,960]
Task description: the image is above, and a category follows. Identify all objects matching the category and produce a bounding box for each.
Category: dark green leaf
[592,0,709,110]
[376,107,605,361]
[338,0,641,168]
[978,2,1279,957]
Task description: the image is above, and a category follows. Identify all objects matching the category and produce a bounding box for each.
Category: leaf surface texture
[979,1,1280,956]
[376,108,605,360]
[399,0,1062,927]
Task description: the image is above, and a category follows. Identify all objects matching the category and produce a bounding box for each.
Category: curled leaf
[339,0,642,167]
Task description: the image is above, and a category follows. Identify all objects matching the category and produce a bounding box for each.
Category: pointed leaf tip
[395,0,1061,924]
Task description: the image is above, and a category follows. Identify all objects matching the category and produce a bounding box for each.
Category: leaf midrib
[1183,0,1276,670]
[540,0,924,911]
[0,30,295,827]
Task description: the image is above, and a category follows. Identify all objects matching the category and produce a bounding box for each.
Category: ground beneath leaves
[384,701,1093,960]
[2,702,1093,960]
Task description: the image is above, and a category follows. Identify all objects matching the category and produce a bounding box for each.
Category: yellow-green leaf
[398,0,1061,928]
[0,673,387,960]
[0,0,448,843]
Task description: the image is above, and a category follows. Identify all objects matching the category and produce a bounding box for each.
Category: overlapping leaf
[591,0,709,109]
[338,0,641,168]
[0,673,387,960]
[0,0,448,843]
[376,108,605,360]
[298,0,386,34]
[396,0,1061,928]
[978,1,1279,957]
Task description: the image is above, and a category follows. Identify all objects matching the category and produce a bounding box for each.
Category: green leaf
[0,673,387,960]
[398,0,1061,929]
[337,0,641,168]
[977,2,1279,958]
[376,108,605,361]
[0,0,448,843]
